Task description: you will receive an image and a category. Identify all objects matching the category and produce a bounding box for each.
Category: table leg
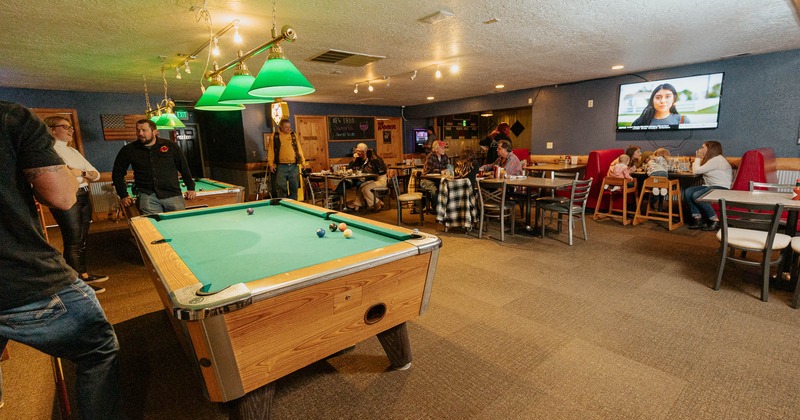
[230,382,276,420]
[376,322,412,370]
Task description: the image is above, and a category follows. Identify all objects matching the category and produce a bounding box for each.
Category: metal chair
[749,181,794,193]
[791,237,800,309]
[304,175,341,209]
[714,199,792,302]
[537,178,592,245]
[477,179,515,242]
[390,175,423,225]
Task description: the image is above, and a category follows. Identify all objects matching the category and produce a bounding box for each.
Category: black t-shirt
[111,137,195,199]
[0,101,76,311]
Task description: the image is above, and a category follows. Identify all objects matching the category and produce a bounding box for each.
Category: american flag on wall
[101,114,145,141]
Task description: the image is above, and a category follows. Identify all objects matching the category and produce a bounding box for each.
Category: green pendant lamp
[155,112,186,130]
[218,61,273,104]
[195,74,247,111]
[249,45,315,98]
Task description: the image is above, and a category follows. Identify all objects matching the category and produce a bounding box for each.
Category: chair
[390,175,424,225]
[436,178,476,232]
[477,179,515,241]
[749,181,794,193]
[593,176,638,225]
[537,178,592,245]
[371,185,391,210]
[633,176,684,230]
[304,175,341,209]
[713,199,792,302]
[791,237,800,309]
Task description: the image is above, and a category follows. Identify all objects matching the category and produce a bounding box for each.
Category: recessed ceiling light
[611,65,624,70]
[427,96,435,100]
[483,18,500,24]
[419,10,454,25]
[495,84,505,89]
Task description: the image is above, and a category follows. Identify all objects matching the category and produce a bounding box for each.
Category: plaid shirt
[423,152,449,175]
[436,178,477,230]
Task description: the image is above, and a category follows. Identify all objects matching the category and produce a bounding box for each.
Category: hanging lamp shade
[249,47,315,98]
[218,74,274,104]
[195,85,247,111]
[155,112,186,129]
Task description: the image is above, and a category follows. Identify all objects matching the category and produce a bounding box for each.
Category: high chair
[633,176,684,230]
[593,176,638,225]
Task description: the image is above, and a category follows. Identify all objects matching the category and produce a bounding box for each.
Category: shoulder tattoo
[23,165,65,181]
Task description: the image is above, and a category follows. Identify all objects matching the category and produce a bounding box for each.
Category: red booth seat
[731,148,778,191]
[584,148,625,210]
[512,148,530,165]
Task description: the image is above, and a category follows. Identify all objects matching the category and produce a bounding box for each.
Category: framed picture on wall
[383,131,392,144]
[263,132,271,151]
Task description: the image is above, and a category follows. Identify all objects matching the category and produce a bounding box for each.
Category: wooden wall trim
[529,155,800,171]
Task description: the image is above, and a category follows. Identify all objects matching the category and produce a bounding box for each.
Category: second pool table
[123,177,244,218]
[129,199,441,418]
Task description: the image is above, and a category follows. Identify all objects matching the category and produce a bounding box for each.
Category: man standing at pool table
[112,119,196,215]
[0,101,121,418]
[267,118,306,200]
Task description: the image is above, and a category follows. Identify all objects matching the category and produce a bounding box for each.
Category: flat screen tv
[616,73,724,131]
[413,128,428,153]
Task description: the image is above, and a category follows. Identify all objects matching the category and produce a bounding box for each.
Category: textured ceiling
[1,0,799,107]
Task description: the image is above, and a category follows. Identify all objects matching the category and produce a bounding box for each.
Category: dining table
[525,163,586,175]
[632,170,703,190]
[309,172,378,210]
[700,189,800,290]
[479,176,575,233]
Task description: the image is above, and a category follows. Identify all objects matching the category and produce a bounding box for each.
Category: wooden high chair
[593,176,638,225]
[633,176,684,230]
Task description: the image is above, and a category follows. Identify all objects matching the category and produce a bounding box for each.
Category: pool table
[129,199,441,418]
[124,178,244,218]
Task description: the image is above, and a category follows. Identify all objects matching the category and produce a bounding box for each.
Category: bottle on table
[793,178,800,200]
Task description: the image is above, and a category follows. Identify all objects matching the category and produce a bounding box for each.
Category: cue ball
[329,222,338,232]
[246,208,254,215]
[343,229,353,238]
[316,228,326,238]
[338,222,347,232]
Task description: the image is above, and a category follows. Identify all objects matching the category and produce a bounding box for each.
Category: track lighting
[410,70,417,80]
[368,81,373,92]
[386,76,390,87]
[212,37,220,57]
[175,67,182,79]
[233,24,242,44]
[354,83,359,93]
[184,61,191,74]
[435,65,442,79]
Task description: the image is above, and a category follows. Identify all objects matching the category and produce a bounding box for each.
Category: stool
[252,171,271,200]
[593,176,638,225]
[633,176,684,230]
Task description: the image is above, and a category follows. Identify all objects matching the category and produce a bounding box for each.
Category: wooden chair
[477,179,515,242]
[791,237,800,309]
[537,178,592,245]
[593,176,638,225]
[390,175,423,225]
[714,199,792,302]
[633,176,684,230]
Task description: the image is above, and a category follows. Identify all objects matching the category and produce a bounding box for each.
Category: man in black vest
[268,118,306,200]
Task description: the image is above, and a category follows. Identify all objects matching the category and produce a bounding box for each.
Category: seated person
[479,140,523,176]
[479,122,511,166]
[646,148,671,208]
[454,148,480,189]
[605,154,634,191]
[419,142,450,213]
[341,143,387,211]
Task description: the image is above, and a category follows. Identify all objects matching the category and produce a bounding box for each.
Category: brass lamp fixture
[154,63,186,129]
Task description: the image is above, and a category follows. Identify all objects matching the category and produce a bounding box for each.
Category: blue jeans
[137,192,186,215]
[0,279,121,419]
[274,164,300,200]
[684,185,726,220]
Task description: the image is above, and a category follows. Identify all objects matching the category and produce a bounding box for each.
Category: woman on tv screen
[631,83,690,127]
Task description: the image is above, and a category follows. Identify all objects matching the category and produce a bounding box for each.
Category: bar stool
[633,176,684,230]
[593,176,638,225]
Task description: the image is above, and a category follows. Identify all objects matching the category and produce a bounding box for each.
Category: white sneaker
[609,186,620,192]
[651,188,661,196]
[90,284,106,294]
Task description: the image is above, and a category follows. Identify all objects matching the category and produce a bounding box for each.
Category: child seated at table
[646,148,671,208]
[605,154,634,191]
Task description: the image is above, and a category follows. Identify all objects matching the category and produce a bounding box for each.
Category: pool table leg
[230,381,275,420]
[376,322,413,370]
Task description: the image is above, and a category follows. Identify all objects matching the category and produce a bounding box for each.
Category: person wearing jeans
[684,141,732,231]
[0,101,121,418]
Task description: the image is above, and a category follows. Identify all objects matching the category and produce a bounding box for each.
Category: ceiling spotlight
[450,64,459,74]
[611,65,625,70]
[435,66,442,79]
[212,37,220,57]
[183,61,191,74]
[354,83,359,93]
[233,24,242,44]
[426,96,435,100]
[175,67,182,79]
[368,82,374,92]
[495,84,505,89]
[386,76,391,87]
[410,70,417,81]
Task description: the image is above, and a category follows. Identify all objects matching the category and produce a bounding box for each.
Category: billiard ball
[338,222,347,232]
[246,208,254,215]
[199,188,204,191]
[329,222,338,232]
[316,228,326,238]
[343,228,353,238]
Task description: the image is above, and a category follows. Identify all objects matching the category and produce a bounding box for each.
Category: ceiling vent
[309,49,385,67]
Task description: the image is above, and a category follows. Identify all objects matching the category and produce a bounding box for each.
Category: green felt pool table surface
[141,199,416,293]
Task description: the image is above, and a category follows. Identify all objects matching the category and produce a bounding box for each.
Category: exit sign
[175,110,188,119]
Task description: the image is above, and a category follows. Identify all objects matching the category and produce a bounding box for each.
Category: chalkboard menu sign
[329,116,375,141]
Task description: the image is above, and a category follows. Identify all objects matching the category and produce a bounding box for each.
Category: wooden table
[700,189,800,289]
[525,163,586,174]
[480,176,574,231]
[632,170,702,190]
[310,172,378,209]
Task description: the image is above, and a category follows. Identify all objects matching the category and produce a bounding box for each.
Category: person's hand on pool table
[185,190,197,200]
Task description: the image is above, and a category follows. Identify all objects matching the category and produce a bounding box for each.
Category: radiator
[777,170,800,186]
[90,181,118,214]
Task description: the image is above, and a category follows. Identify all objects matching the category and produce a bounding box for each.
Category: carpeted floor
[2,204,800,419]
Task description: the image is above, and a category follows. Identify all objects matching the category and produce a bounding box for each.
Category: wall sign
[329,116,375,141]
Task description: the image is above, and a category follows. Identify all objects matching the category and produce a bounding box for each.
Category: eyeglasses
[50,124,74,131]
